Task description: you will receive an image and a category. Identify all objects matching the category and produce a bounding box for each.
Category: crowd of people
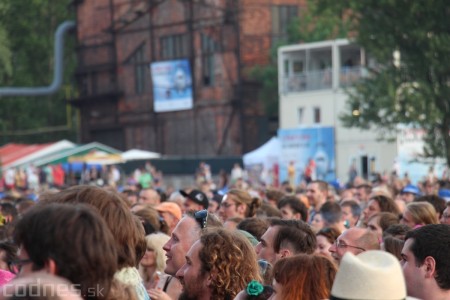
[0,162,448,299]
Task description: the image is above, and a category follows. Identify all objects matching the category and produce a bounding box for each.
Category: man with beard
[176,228,261,300]
[306,180,329,223]
[151,210,221,299]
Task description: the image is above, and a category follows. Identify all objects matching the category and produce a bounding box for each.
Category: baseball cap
[438,188,450,202]
[401,184,421,195]
[180,189,209,209]
[156,202,182,220]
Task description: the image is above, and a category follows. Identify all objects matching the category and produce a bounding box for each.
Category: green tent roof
[31,142,121,167]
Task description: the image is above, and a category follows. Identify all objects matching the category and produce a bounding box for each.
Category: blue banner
[278,127,335,186]
[150,59,193,112]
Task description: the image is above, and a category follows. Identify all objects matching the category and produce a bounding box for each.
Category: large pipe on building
[0,21,76,97]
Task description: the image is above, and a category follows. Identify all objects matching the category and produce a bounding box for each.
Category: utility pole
[233,0,245,153]
[187,0,198,156]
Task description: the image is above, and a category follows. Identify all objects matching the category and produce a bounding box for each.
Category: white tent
[243,137,280,185]
[243,137,280,168]
[121,149,161,161]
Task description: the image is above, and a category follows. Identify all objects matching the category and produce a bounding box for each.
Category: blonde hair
[226,189,262,217]
[405,202,438,226]
[139,233,170,282]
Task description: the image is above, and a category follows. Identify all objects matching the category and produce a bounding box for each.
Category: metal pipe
[0,20,76,97]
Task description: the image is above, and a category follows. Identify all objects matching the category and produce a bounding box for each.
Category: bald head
[139,188,161,205]
[356,229,380,250]
[329,227,380,263]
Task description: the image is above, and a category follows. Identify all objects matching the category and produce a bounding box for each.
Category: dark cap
[211,193,223,204]
[180,189,209,209]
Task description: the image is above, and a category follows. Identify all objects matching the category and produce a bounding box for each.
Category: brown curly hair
[199,228,261,299]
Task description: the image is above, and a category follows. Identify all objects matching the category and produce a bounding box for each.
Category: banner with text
[278,127,336,186]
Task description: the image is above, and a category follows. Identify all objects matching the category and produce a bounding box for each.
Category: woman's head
[367,212,399,240]
[401,202,438,228]
[381,236,404,261]
[219,189,262,220]
[39,185,146,269]
[14,203,118,299]
[310,212,324,233]
[363,195,400,223]
[315,227,340,258]
[132,205,170,235]
[271,254,337,300]
[140,233,170,272]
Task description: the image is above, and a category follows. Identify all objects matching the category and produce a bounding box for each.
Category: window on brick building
[271,5,298,45]
[201,33,220,86]
[160,34,190,60]
[128,43,146,95]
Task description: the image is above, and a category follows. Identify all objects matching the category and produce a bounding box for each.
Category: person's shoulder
[160,274,182,299]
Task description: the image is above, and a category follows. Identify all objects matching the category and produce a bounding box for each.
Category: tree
[249,0,348,120]
[0,2,12,83]
[0,0,77,144]
[315,0,450,166]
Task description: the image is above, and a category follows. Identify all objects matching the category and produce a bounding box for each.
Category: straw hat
[330,251,419,300]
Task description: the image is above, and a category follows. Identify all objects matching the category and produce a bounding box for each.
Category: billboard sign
[150,59,193,112]
[278,127,335,186]
[396,126,446,184]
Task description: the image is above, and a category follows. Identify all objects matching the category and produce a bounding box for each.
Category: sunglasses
[194,209,208,229]
[258,259,270,277]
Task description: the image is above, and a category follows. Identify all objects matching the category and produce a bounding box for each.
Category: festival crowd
[0,161,448,299]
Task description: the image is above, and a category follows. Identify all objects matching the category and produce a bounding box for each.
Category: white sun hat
[330,250,420,300]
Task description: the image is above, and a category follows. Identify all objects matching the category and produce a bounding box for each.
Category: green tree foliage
[0,0,77,144]
[315,0,450,165]
[0,2,12,83]
[249,0,348,119]
[287,1,349,44]
[0,26,12,83]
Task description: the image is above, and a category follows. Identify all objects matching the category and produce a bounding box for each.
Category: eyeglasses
[220,202,235,208]
[194,209,208,229]
[442,213,450,220]
[8,258,33,274]
[333,240,366,252]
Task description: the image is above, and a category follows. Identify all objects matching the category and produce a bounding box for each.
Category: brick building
[71,0,305,156]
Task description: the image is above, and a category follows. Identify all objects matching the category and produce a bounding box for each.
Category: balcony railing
[339,66,363,88]
[283,69,332,93]
[282,66,363,93]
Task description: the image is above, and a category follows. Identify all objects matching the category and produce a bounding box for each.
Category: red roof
[0,143,52,167]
